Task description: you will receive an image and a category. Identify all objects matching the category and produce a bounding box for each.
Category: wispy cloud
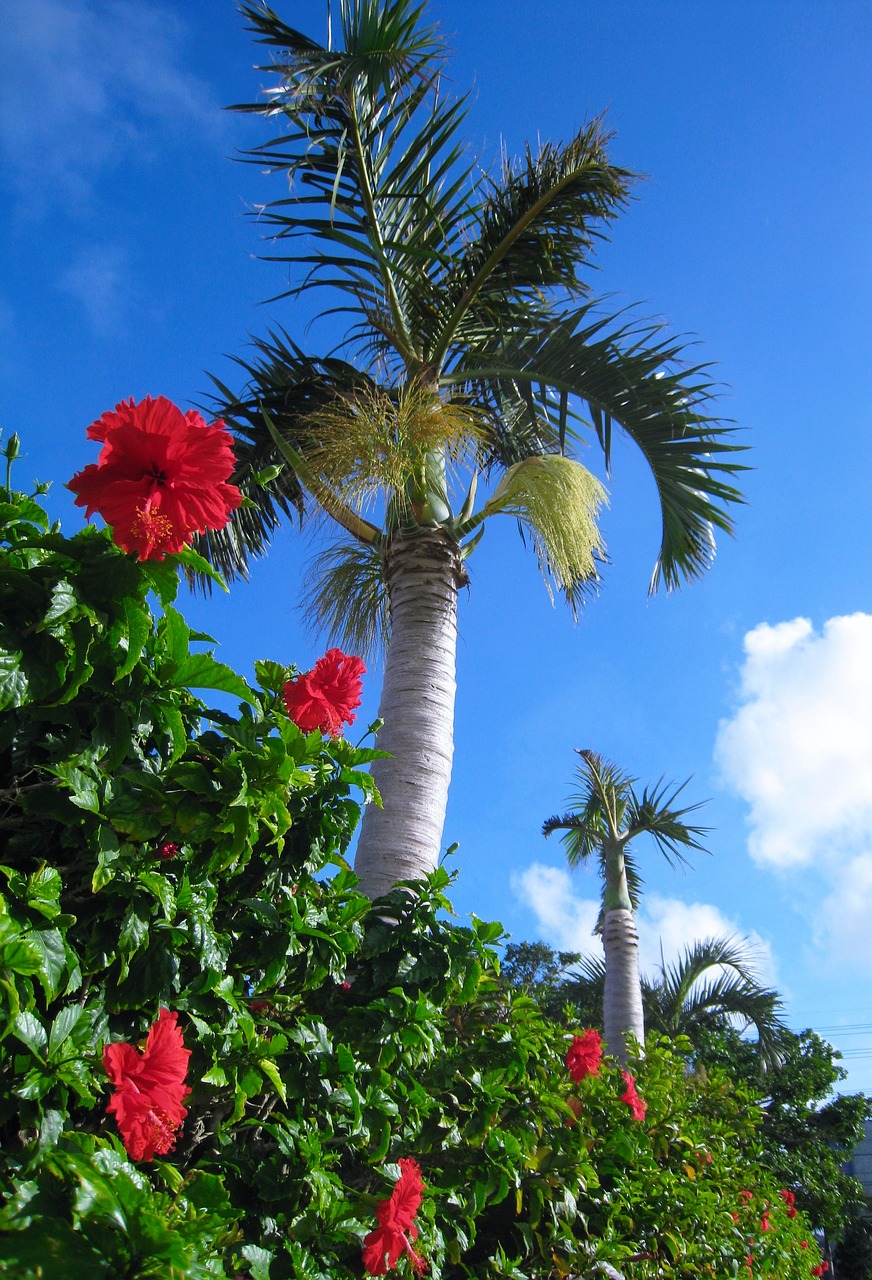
[510,862,775,982]
[0,297,17,380]
[0,0,222,211]
[715,612,872,973]
[58,242,131,335]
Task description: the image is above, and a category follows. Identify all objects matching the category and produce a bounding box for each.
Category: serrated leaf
[115,595,151,680]
[175,545,229,591]
[0,647,28,711]
[27,865,62,911]
[30,928,67,1000]
[254,659,289,695]
[260,1058,287,1102]
[161,605,191,666]
[48,1006,87,1060]
[48,763,101,814]
[242,1243,274,1280]
[40,580,78,628]
[0,932,43,975]
[13,1010,47,1057]
[138,870,176,919]
[156,702,188,762]
[171,653,255,702]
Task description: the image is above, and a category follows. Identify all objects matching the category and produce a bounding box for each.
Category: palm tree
[203,0,745,900]
[542,749,708,1060]
[564,936,787,1069]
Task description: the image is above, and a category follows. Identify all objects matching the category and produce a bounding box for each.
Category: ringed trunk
[602,907,645,1063]
[353,529,464,900]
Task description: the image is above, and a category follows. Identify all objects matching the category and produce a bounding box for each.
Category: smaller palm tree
[564,936,787,1070]
[647,935,787,1069]
[543,748,708,1061]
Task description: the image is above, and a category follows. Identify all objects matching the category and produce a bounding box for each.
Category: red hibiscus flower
[68,395,242,560]
[103,1008,191,1161]
[779,1188,797,1217]
[739,1189,753,1205]
[362,1158,427,1276]
[760,1211,771,1232]
[282,648,366,736]
[565,1029,603,1083]
[811,1264,830,1276]
[156,841,179,860]
[619,1069,647,1121]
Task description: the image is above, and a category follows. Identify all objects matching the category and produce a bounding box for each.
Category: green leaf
[115,595,151,681]
[0,647,27,711]
[138,870,176,919]
[260,1057,288,1103]
[48,763,101,814]
[254,659,289,695]
[48,1006,87,1061]
[162,604,191,666]
[13,1010,47,1058]
[30,928,68,1001]
[0,931,43,976]
[241,1243,274,1280]
[170,653,255,702]
[175,545,229,592]
[27,865,62,916]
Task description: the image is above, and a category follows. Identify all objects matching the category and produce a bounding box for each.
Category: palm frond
[655,935,788,1066]
[543,749,634,864]
[626,775,710,867]
[448,304,748,590]
[431,119,632,366]
[304,535,388,660]
[234,0,476,370]
[194,331,379,579]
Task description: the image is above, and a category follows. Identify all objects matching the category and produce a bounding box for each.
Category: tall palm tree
[203,0,745,900]
[542,749,708,1060]
[564,936,787,1069]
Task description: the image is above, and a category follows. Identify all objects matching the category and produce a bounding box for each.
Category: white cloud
[715,612,872,975]
[0,0,221,209]
[510,863,774,982]
[715,613,872,869]
[511,864,600,953]
[58,242,131,334]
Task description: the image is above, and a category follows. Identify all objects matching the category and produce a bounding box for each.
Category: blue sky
[2,0,871,1094]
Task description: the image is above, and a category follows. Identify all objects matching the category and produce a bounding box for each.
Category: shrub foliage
[0,474,822,1278]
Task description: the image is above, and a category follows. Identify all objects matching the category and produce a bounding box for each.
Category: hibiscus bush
[0,444,825,1279]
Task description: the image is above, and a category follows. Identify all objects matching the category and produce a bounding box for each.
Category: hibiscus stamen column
[353,528,465,901]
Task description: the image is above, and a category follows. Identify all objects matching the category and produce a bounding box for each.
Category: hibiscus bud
[566,1096,583,1127]
[4,432,21,461]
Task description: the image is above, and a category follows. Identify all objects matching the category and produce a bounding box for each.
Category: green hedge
[0,477,822,1279]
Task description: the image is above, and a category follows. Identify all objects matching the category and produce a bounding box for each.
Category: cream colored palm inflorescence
[299,382,486,522]
[482,454,607,597]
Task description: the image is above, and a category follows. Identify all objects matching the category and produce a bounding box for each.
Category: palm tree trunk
[602,908,645,1062]
[353,529,465,900]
